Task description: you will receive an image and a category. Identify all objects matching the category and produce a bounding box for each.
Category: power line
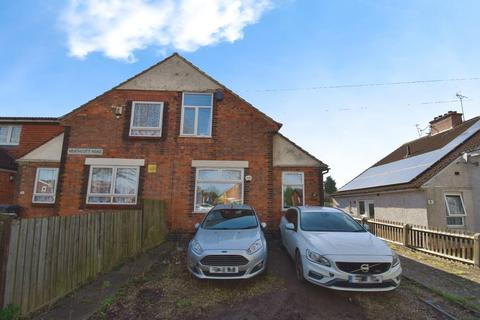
[241,77,480,92]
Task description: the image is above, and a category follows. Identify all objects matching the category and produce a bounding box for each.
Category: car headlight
[191,239,203,255]
[392,251,400,267]
[247,239,263,255]
[306,249,331,267]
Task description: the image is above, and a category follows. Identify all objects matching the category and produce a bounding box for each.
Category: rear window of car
[300,210,365,232]
[202,209,258,230]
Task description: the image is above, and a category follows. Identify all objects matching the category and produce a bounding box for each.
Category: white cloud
[62,0,273,61]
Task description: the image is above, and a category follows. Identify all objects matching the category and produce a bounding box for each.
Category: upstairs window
[444,193,466,227]
[0,125,21,145]
[282,172,304,209]
[87,166,140,205]
[181,93,213,137]
[32,168,59,203]
[129,101,164,137]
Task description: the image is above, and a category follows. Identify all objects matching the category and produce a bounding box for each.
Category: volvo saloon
[187,204,267,279]
[280,206,401,291]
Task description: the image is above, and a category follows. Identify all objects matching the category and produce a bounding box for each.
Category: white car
[280,206,401,291]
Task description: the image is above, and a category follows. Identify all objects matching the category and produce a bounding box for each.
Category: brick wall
[272,166,324,227]
[15,162,59,218]
[59,89,281,231]
[0,170,15,204]
[1,123,63,159]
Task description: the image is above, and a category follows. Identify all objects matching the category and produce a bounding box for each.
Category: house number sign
[67,148,104,155]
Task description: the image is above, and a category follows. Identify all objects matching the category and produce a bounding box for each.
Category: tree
[324,176,337,194]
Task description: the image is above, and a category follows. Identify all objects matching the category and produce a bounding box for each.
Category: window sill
[179,135,212,139]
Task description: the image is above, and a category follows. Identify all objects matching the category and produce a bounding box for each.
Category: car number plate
[348,275,382,283]
[209,266,239,273]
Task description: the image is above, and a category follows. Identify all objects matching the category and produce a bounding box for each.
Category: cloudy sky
[1,0,479,186]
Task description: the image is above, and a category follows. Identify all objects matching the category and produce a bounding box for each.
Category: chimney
[429,111,463,135]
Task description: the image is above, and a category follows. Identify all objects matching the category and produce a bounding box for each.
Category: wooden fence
[0,200,166,316]
[354,217,480,267]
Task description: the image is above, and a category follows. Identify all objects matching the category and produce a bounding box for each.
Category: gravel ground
[90,240,478,320]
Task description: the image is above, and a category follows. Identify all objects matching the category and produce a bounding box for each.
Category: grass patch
[95,251,282,319]
[0,305,20,320]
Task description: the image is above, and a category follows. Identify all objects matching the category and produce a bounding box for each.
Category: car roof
[212,204,254,210]
[294,206,343,213]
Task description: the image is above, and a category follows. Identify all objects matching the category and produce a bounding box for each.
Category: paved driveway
[91,240,469,320]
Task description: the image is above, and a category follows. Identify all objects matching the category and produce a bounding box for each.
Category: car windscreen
[300,211,365,232]
[202,209,258,230]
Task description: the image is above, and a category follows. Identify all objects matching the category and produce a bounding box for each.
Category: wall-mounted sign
[147,164,157,173]
[245,175,253,182]
[68,148,104,156]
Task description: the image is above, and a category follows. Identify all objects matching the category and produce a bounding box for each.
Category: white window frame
[193,167,244,213]
[180,92,213,137]
[444,193,467,227]
[129,101,164,137]
[0,125,21,145]
[282,171,305,210]
[86,165,140,205]
[32,168,59,204]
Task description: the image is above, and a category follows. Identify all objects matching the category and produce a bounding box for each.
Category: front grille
[203,270,246,277]
[201,255,249,266]
[336,262,391,275]
[328,280,397,289]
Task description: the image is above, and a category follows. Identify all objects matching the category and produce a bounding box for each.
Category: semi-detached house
[0,53,329,231]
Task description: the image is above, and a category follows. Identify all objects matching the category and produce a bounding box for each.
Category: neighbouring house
[0,53,328,231]
[333,111,480,233]
[0,118,64,212]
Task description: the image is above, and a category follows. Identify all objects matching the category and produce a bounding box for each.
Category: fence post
[403,224,411,247]
[0,217,13,309]
[474,233,480,267]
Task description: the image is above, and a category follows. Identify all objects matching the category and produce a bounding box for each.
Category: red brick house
[1,53,328,231]
[0,118,64,211]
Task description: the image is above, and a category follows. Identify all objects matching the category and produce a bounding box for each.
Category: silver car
[187,204,268,279]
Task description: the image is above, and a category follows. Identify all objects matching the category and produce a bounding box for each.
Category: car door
[283,208,299,257]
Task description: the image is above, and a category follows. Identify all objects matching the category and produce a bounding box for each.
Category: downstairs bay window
[194,168,243,212]
[87,166,140,205]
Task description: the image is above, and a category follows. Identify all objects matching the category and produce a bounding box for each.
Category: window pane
[0,127,9,143]
[222,170,241,181]
[182,107,195,134]
[446,195,465,215]
[133,103,161,128]
[10,126,21,143]
[447,216,464,226]
[33,195,55,203]
[90,168,113,194]
[35,169,57,194]
[197,169,222,181]
[283,186,304,208]
[114,168,138,195]
[113,196,136,204]
[184,94,212,106]
[197,108,211,136]
[88,196,112,203]
[283,173,302,185]
[195,182,242,212]
[359,201,365,214]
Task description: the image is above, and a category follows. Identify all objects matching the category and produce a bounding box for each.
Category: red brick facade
[0,170,15,204]
[2,55,328,231]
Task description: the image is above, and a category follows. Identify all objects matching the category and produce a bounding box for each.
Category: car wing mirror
[261,222,267,229]
[285,222,295,231]
[194,223,200,230]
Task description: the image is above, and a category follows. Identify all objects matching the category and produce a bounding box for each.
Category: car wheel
[295,250,305,282]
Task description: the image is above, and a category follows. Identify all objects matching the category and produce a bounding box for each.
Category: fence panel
[0,199,166,316]
[354,216,478,265]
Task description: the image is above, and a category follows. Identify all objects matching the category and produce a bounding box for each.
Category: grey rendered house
[333,111,480,233]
